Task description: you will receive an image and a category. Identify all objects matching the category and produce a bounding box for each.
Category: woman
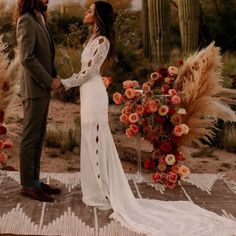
[61,2,236,235]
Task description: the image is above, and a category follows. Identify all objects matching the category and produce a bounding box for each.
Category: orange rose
[120,114,129,124]
[171,95,181,105]
[125,88,136,99]
[158,163,167,171]
[179,165,190,177]
[174,125,184,136]
[122,106,131,115]
[172,165,180,174]
[128,113,139,123]
[148,100,158,113]
[129,124,140,135]
[125,128,135,138]
[113,92,123,105]
[103,76,112,88]
[158,105,169,116]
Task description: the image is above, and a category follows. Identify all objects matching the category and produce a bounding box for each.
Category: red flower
[161,84,170,94]
[158,67,169,78]
[159,141,173,154]
[168,108,176,116]
[144,159,155,169]
[152,172,162,182]
[176,152,185,161]
[3,139,13,149]
[0,109,4,124]
[154,116,165,124]
[178,59,184,65]
[0,126,7,135]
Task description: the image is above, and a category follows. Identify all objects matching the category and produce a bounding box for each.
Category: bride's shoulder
[95,35,109,45]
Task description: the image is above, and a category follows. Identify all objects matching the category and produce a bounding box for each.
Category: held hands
[51,76,61,90]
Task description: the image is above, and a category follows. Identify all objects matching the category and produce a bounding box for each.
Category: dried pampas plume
[0,37,20,112]
[174,42,236,146]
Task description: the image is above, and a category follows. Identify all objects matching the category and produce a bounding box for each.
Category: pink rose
[123,80,133,90]
[171,95,181,105]
[142,82,151,92]
[168,89,178,96]
[166,171,178,183]
[152,172,162,182]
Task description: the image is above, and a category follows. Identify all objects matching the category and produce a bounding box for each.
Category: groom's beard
[39,2,48,13]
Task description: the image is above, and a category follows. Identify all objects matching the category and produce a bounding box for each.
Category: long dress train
[61,36,236,236]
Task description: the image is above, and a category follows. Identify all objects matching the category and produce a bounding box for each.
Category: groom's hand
[51,78,61,90]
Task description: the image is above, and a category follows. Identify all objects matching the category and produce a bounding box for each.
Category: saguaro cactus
[142,0,150,58]
[147,0,171,64]
[178,0,200,55]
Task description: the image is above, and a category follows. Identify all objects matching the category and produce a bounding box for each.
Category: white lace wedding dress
[61,36,236,236]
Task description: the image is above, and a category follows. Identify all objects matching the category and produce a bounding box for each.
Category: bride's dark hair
[94,1,116,60]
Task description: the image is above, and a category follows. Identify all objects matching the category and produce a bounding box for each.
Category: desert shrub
[45,116,81,154]
[222,123,236,152]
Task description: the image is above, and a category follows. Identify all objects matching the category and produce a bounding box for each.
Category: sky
[2,0,142,11]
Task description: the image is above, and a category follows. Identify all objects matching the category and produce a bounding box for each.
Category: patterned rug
[0,171,236,236]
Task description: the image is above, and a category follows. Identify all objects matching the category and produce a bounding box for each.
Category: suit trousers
[20,95,50,188]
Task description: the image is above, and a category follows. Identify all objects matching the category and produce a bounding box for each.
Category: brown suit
[17,12,57,187]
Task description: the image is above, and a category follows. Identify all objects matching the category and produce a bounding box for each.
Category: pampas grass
[0,38,20,112]
[174,42,236,146]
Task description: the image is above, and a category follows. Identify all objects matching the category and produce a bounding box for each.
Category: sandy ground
[3,93,236,181]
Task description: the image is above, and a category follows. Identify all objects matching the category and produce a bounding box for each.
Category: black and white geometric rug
[0,171,236,236]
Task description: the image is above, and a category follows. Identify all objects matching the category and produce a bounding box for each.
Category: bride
[61,1,236,235]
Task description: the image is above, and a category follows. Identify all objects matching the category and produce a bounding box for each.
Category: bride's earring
[94,23,99,31]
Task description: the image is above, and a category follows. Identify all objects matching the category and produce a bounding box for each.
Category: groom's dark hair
[13,0,47,27]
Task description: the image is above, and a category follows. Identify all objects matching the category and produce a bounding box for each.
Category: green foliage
[199,0,236,52]
[49,12,88,46]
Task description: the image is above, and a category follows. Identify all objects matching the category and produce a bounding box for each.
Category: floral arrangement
[113,66,190,189]
[112,43,236,189]
[0,39,19,170]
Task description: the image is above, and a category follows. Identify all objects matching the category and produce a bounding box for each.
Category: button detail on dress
[96,136,99,143]
[98,175,100,178]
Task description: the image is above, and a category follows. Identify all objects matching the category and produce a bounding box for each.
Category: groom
[16,0,61,202]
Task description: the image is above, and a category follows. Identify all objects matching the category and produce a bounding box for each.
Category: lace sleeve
[61,36,110,90]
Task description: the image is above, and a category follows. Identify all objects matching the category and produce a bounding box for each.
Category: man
[15,0,61,202]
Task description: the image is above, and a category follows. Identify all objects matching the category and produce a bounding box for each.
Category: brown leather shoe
[41,182,61,195]
[21,187,54,202]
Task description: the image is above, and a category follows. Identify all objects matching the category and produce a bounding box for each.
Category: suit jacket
[16,12,57,99]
